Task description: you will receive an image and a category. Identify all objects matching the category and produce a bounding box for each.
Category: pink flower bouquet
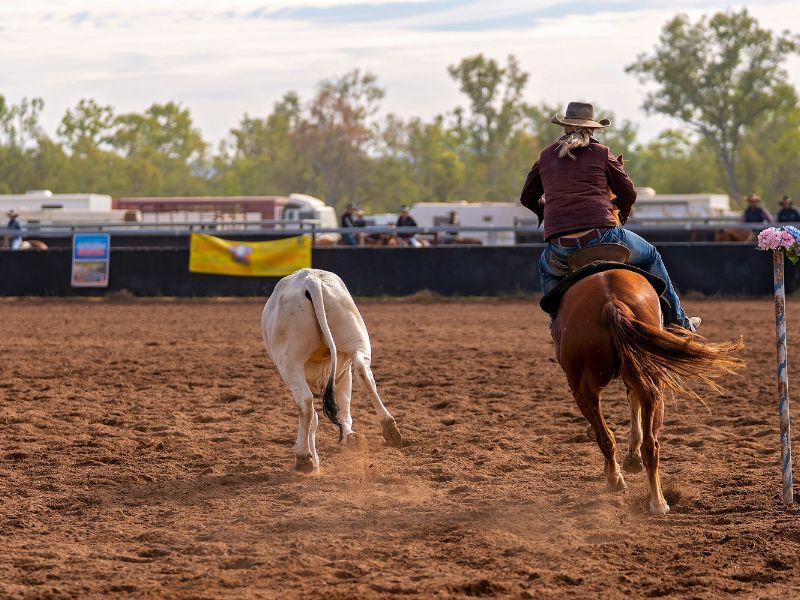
[758,226,800,263]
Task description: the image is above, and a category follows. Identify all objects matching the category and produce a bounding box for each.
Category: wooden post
[773,250,794,504]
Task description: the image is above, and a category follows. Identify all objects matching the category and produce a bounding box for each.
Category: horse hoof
[649,501,670,516]
[607,477,627,492]
[381,417,402,447]
[585,424,596,441]
[344,432,366,451]
[294,454,316,473]
[622,453,644,474]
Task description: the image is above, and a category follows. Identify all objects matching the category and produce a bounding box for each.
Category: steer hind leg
[283,369,317,473]
[334,364,364,450]
[352,351,402,447]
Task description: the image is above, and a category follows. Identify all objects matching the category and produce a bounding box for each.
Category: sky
[1,0,799,147]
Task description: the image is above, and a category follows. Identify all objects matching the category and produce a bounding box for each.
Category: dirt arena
[1,296,799,598]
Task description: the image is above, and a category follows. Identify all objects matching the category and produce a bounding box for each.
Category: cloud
[0,0,797,149]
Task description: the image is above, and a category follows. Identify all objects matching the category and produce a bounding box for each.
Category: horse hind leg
[574,386,626,492]
[622,388,644,474]
[639,389,670,515]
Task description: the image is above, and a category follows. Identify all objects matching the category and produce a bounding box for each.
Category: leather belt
[553,228,607,247]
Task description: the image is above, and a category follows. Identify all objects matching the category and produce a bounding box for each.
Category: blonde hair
[557,126,594,160]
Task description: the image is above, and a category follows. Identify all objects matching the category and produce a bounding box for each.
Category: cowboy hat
[6,208,18,217]
[551,102,610,129]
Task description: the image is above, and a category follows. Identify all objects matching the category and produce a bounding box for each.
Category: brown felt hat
[6,208,18,217]
[551,102,610,129]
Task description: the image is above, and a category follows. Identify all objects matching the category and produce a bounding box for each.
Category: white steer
[261,268,402,472]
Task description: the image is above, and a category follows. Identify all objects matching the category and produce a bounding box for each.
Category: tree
[110,102,208,195]
[626,9,799,199]
[626,130,724,194]
[448,54,530,197]
[58,99,115,156]
[736,85,800,207]
[296,69,384,210]
[214,93,319,196]
[404,116,465,202]
[0,95,51,193]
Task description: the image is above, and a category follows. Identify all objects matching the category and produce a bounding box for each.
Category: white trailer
[409,201,532,245]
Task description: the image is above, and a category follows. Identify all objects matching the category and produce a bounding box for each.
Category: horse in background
[1,238,48,250]
[552,259,743,515]
[714,228,755,242]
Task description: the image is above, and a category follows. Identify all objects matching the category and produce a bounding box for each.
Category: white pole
[773,250,794,504]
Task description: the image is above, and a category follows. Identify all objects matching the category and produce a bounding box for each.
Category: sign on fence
[71,233,110,287]
[188,233,311,277]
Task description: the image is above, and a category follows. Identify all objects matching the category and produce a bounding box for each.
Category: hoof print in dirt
[381,417,403,447]
[344,432,367,451]
[294,454,316,474]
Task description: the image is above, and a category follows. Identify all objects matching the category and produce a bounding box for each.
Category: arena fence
[0,243,790,297]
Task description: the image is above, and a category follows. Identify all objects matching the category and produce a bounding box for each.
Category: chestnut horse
[553,268,742,515]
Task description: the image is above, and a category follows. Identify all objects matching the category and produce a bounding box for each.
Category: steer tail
[602,298,744,401]
[304,278,343,441]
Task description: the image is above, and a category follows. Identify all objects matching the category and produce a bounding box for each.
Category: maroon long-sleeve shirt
[519,137,636,241]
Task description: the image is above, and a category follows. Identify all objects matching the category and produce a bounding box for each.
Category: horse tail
[602,298,743,400]
[304,278,342,441]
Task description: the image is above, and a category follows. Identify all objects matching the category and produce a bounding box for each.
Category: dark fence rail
[0,243,789,297]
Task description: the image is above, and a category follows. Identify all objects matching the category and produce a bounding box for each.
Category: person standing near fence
[741,193,773,223]
[777,196,800,223]
[4,209,22,250]
[340,203,359,246]
[396,205,418,246]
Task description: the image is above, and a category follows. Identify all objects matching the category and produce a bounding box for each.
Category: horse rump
[602,298,743,400]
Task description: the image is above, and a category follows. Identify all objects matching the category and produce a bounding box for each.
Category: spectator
[353,209,368,245]
[4,209,22,250]
[340,203,359,246]
[740,193,773,223]
[443,210,460,244]
[776,195,800,223]
[354,209,367,228]
[396,205,418,246]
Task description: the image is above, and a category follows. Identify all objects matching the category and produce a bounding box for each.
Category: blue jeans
[341,233,358,246]
[539,227,691,329]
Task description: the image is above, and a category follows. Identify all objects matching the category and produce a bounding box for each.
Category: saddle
[540,244,668,315]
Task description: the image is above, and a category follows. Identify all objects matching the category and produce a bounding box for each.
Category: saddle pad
[540,261,668,315]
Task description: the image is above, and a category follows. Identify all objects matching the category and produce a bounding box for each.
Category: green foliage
[0,15,799,215]
[447,54,532,199]
[626,9,800,199]
[626,130,725,194]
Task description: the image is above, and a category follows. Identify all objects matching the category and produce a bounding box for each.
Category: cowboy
[519,101,700,331]
[340,203,360,246]
[777,195,800,223]
[740,193,772,224]
[396,205,418,246]
[5,209,22,250]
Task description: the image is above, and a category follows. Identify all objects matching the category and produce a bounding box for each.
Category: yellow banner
[189,233,311,277]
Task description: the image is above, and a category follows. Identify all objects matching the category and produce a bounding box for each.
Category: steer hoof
[381,417,402,447]
[344,432,366,451]
[294,454,316,473]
